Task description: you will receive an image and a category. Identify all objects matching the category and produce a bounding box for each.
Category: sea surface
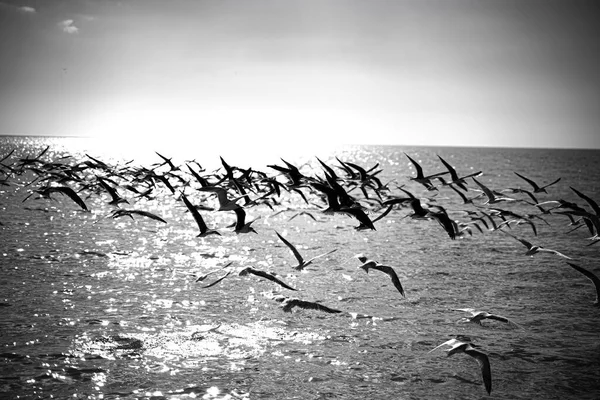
[1,135,599,399]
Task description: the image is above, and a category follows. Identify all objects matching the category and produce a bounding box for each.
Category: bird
[472,177,517,204]
[197,186,242,211]
[428,338,492,395]
[232,207,260,234]
[199,270,232,288]
[275,231,337,271]
[110,209,167,224]
[514,172,561,194]
[27,185,89,212]
[193,262,234,282]
[96,176,129,206]
[565,262,600,305]
[500,230,572,259]
[181,193,221,237]
[356,254,405,296]
[453,308,522,328]
[238,267,297,291]
[273,296,343,314]
[437,155,482,191]
[404,153,448,190]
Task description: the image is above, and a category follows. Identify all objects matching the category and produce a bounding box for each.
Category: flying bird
[428,338,492,395]
[501,230,572,259]
[453,308,522,328]
[565,262,600,305]
[233,207,260,234]
[514,172,561,194]
[356,254,405,297]
[181,193,221,237]
[110,209,167,224]
[275,231,337,271]
[27,185,89,212]
[273,296,343,314]
[238,267,297,291]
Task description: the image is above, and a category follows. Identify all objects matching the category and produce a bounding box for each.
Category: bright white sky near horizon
[0,0,599,149]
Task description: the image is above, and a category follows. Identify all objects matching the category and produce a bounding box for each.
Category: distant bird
[514,172,561,194]
[500,230,572,259]
[233,207,260,234]
[453,308,522,328]
[565,262,600,306]
[27,186,89,212]
[193,262,234,282]
[238,267,297,291]
[197,186,242,211]
[428,338,492,395]
[97,176,129,206]
[181,193,221,237]
[356,254,405,296]
[273,296,342,314]
[275,231,337,271]
[200,270,232,288]
[110,209,167,224]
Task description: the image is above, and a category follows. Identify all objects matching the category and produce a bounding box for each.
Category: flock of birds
[1,144,599,396]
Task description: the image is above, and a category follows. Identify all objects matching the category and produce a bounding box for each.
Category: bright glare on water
[0,136,599,399]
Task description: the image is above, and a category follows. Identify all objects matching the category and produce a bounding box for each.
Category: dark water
[1,136,599,399]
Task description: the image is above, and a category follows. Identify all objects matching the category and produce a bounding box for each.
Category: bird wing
[181,194,209,233]
[245,268,297,291]
[566,262,600,301]
[304,248,338,265]
[276,231,305,265]
[130,210,167,223]
[540,177,561,190]
[53,186,89,211]
[437,155,459,181]
[200,270,231,288]
[284,299,342,313]
[514,171,540,191]
[570,186,600,216]
[428,338,464,354]
[538,248,572,259]
[472,177,495,203]
[370,264,405,297]
[463,346,492,395]
[405,153,424,179]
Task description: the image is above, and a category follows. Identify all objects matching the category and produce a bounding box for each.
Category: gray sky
[1,0,598,148]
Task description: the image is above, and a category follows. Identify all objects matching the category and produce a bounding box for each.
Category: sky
[0,0,599,149]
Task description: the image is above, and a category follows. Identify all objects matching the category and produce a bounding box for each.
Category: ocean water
[1,135,599,399]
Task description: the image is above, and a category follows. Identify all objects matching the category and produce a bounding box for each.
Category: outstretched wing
[276,231,305,265]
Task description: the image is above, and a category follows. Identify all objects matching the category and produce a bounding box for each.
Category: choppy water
[1,136,599,399]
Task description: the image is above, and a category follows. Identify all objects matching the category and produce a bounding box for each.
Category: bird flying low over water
[437,155,482,191]
[197,186,242,211]
[565,262,600,306]
[428,338,492,395]
[500,230,572,259]
[472,177,517,204]
[27,185,89,212]
[110,209,167,224]
[405,153,448,191]
[96,176,129,206]
[181,193,221,237]
[238,267,297,291]
[453,308,522,328]
[273,296,343,314]
[275,231,337,271]
[355,254,405,297]
[233,207,260,234]
[514,171,561,194]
